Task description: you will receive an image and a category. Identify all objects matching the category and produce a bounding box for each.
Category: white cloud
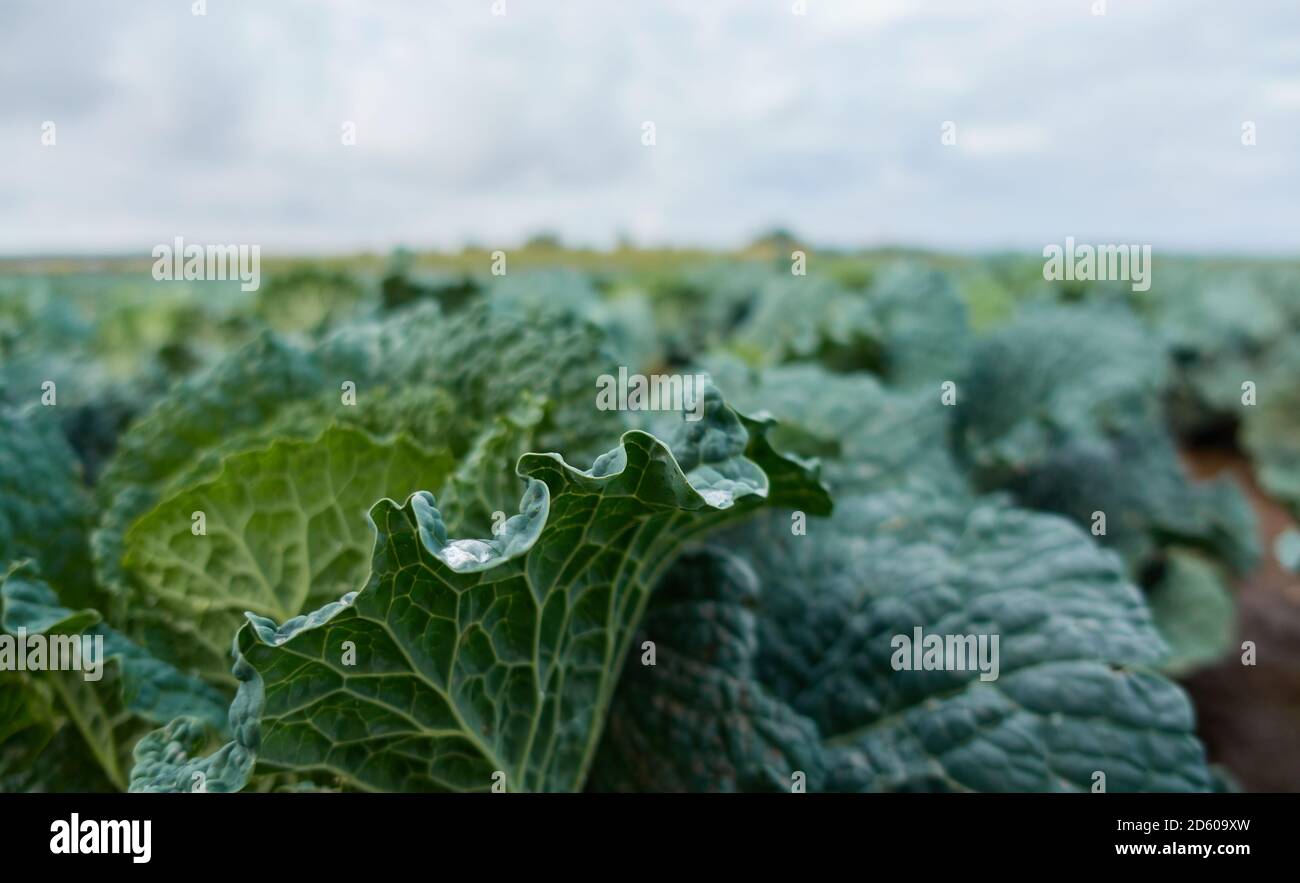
[0,0,1296,254]
[1265,80,1300,109]
[959,124,1050,157]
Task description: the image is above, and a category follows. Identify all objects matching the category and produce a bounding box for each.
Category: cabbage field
[2,248,1298,792]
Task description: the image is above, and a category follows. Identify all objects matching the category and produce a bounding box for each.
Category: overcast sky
[1,0,1297,255]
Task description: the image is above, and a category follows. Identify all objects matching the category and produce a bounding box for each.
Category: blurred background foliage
[2,237,1298,789]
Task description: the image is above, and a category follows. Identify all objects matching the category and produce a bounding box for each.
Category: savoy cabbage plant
[3,257,1278,793]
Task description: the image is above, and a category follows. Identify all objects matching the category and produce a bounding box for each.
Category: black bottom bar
[3,792,1284,869]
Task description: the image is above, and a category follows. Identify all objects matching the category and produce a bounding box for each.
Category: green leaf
[646,262,774,359]
[122,425,456,686]
[0,564,98,792]
[129,387,829,792]
[993,427,1259,573]
[598,492,1214,792]
[94,333,332,597]
[732,275,881,370]
[1148,270,1289,436]
[488,270,662,371]
[434,397,549,536]
[1,562,226,790]
[956,303,1166,476]
[1145,550,1236,676]
[98,304,628,695]
[253,266,365,335]
[0,406,96,607]
[956,303,1257,574]
[589,550,826,792]
[1,717,117,793]
[318,300,626,462]
[0,669,59,788]
[704,356,967,498]
[864,264,970,387]
[726,264,969,384]
[96,303,626,603]
[1244,340,1300,521]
